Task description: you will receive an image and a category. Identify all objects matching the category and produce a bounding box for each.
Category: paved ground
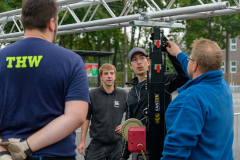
[75,93,240,160]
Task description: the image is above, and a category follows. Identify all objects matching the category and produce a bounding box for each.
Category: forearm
[80,120,90,143]
[0,145,7,152]
[168,53,185,76]
[27,115,83,151]
[27,100,88,152]
[176,52,191,80]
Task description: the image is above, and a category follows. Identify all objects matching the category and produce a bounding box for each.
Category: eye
[141,57,145,60]
[132,58,137,62]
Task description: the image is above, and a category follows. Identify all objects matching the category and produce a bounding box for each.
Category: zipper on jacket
[135,81,146,102]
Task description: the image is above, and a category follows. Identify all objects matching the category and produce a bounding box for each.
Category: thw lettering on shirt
[6,55,43,68]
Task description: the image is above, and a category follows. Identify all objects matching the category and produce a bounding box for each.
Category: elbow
[76,116,87,128]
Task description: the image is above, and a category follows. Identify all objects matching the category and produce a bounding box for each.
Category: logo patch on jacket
[114,101,119,108]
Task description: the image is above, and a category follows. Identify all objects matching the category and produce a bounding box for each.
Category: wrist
[176,51,182,58]
[25,139,33,156]
[0,151,10,155]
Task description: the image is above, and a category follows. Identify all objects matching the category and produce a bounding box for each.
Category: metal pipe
[124,0,137,16]
[56,1,229,31]
[119,0,132,17]
[0,1,233,41]
[59,10,69,26]
[82,0,95,22]
[12,16,22,32]
[0,0,119,22]
[198,0,204,5]
[101,0,116,18]
[166,0,175,10]
[0,22,130,43]
[169,6,239,21]
[149,0,161,11]
[143,0,155,12]
[89,4,100,21]
[233,0,239,6]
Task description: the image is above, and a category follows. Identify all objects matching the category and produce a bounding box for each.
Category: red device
[128,126,146,153]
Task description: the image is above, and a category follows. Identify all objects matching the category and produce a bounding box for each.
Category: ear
[192,61,198,72]
[129,63,132,70]
[48,18,55,32]
[147,59,150,67]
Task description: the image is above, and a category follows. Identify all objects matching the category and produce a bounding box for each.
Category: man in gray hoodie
[78,63,127,160]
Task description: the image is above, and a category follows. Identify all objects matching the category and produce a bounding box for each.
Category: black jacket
[121,53,189,159]
[87,86,127,144]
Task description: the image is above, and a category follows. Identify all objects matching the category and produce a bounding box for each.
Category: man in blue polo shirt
[0,0,90,160]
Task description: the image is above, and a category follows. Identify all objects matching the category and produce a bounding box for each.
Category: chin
[137,71,145,76]
[106,83,113,86]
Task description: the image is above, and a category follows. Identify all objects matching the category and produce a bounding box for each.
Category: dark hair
[21,0,58,31]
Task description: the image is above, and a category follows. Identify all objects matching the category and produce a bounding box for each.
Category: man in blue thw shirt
[0,0,90,160]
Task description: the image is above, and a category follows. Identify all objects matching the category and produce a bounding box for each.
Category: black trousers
[85,139,122,160]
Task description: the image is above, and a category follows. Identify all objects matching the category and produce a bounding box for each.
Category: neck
[24,29,52,42]
[102,84,114,93]
[192,70,203,79]
[137,74,147,83]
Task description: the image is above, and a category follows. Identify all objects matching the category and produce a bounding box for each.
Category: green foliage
[0,0,21,12]
[169,0,240,51]
[0,0,22,46]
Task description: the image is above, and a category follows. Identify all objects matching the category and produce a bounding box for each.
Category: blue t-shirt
[0,38,90,157]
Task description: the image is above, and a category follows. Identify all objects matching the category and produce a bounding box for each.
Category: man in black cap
[121,47,189,160]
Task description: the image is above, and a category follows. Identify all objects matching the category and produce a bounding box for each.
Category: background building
[222,36,240,85]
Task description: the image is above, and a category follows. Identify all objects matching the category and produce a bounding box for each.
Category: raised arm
[166,41,191,79]
[164,53,189,93]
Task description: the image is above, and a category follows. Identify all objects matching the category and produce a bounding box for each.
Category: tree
[0,0,22,47]
[169,0,240,82]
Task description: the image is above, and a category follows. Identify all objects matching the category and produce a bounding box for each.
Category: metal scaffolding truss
[0,0,240,43]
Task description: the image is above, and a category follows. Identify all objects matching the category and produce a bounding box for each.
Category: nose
[137,58,142,63]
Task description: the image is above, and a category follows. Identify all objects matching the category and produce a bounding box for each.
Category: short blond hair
[191,39,223,73]
[99,63,116,76]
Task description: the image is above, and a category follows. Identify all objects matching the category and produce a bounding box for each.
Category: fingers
[166,41,182,57]
[78,144,85,155]
[115,125,122,134]
[115,129,121,134]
